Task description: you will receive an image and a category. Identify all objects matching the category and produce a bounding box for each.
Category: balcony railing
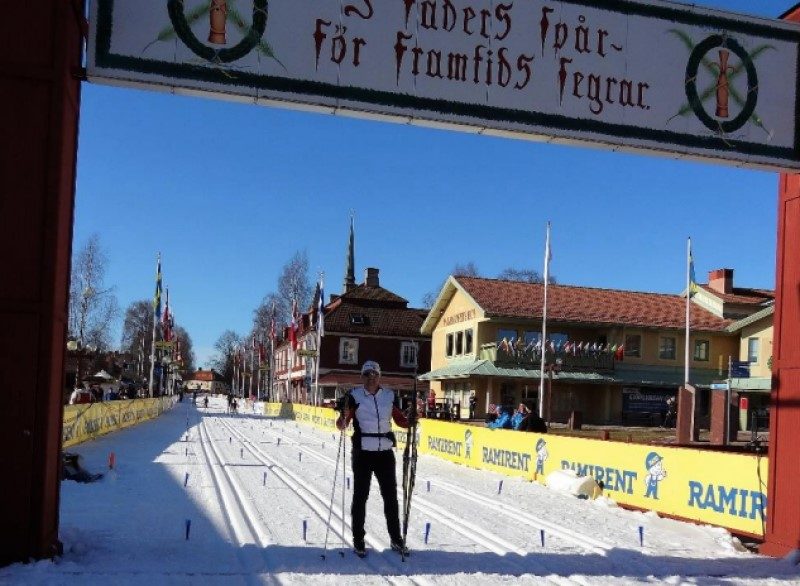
[479,343,615,372]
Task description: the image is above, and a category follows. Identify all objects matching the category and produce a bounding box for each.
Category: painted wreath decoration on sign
[145,0,283,68]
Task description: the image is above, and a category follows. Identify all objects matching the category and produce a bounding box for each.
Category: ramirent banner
[62,396,176,448]
[267,403,768,537]
[88,1,800,171]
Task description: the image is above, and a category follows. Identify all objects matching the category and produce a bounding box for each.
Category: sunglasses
[362,371,379,377]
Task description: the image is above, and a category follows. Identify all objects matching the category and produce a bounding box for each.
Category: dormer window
[350,314,368,325]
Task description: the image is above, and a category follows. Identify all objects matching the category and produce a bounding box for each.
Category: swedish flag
[688,243,698,298]
[153,254,162,319]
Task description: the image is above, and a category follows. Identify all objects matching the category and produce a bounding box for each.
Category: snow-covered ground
[3,397,799,585]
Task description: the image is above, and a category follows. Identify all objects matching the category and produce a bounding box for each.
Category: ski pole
[320,427,345,560]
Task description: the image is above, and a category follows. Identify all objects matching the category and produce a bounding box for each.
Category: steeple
[343,214,356,293]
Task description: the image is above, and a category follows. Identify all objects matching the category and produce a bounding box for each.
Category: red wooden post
[0,0,83,565]
[761,7,800,556]
[762,171,800,555]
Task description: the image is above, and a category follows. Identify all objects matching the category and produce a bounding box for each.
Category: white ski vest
[348,386,398,452]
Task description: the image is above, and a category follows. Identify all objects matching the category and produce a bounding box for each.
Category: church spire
[343,214,356,293]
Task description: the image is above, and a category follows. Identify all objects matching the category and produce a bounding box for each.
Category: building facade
[421,269,771,426]
[272,267,431,405]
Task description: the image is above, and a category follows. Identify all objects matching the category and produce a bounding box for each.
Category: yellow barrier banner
[265,402,768,537]
[63,396,175,448]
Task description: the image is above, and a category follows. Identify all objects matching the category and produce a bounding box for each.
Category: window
[349,314,368,325]
[339,338,358,364]
[400,342,417,368]
[446,333,454,357]
[524,331,541,346]
[455,331,464,355]
[465,329,474,354]
[659,336,676,360]
[694,340,710,362]
[748,338,760,363]
[551,333,568,348]
[625,334,641,358]
[497,328,516,343]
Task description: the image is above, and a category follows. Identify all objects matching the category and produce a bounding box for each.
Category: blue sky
[75,0,794,366]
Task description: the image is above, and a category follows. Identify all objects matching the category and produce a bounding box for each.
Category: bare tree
[173,325,196,373]
[497,268,556,284]
[68,234,119,350]
[253,291,280,343]
[210,329,242,382]
[422,262,482,309]
[120,299,152,378]
[276,250,313,328]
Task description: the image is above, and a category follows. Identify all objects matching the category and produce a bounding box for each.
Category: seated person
[485,403,498,424]
[525,410,548,433]
[512,403,531,430]
[487,405,512,429]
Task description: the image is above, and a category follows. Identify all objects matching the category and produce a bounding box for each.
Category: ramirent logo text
[482,447,531,471]
[428,436,462,457]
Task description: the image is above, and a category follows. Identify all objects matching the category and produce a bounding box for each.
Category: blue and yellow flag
[153,254,162,319]
[688,241,698,298]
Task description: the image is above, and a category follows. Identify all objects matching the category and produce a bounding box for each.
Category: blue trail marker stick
[263,471,267,486]
[498,480,504,494]
[185,519,191,540]
[299,452,302,462]
[540,529,545,547]
[427,480,430,493]
[424,522,431,544]
[240,448,244,459]
[303,519,307,542]
[185,447,188,457]
[638,526,644,547]
[184,472,189,487]
[277,438,281,447]
[229,437,232,443]
[347,477,350,490]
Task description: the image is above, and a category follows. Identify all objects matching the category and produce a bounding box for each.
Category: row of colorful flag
[497,337,625,358]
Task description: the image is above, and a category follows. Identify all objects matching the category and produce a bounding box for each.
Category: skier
[336,360,410,557]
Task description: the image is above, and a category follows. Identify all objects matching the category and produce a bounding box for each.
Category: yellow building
[420,269,771,426]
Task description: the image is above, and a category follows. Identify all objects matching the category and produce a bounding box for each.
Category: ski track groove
[195,415,284,586]
[431,479,611,554]
[247,417,592,583]
[214,415,432,586]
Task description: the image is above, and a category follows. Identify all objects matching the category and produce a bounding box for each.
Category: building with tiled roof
[272,219,430,404]
[420,269,772,427]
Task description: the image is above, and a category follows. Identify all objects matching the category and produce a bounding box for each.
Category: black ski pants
[351,448,401,544]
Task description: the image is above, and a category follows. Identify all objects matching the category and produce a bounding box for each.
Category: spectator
[663,396,677,428]
[469,391,477,419]
[426,390,436,417]
[512,403,530,430]
[485,403,498,425]
[68,387,93,405]
[525,410,548,433]
[487,405,512,429]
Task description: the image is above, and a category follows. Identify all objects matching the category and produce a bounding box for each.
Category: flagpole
[148,253,161,398]
[315,273,324,407]
[538,222,551,419]
[685,237,691,385]
[685,237,696,440]
[269,301,276,403]
[250,338,255,400]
